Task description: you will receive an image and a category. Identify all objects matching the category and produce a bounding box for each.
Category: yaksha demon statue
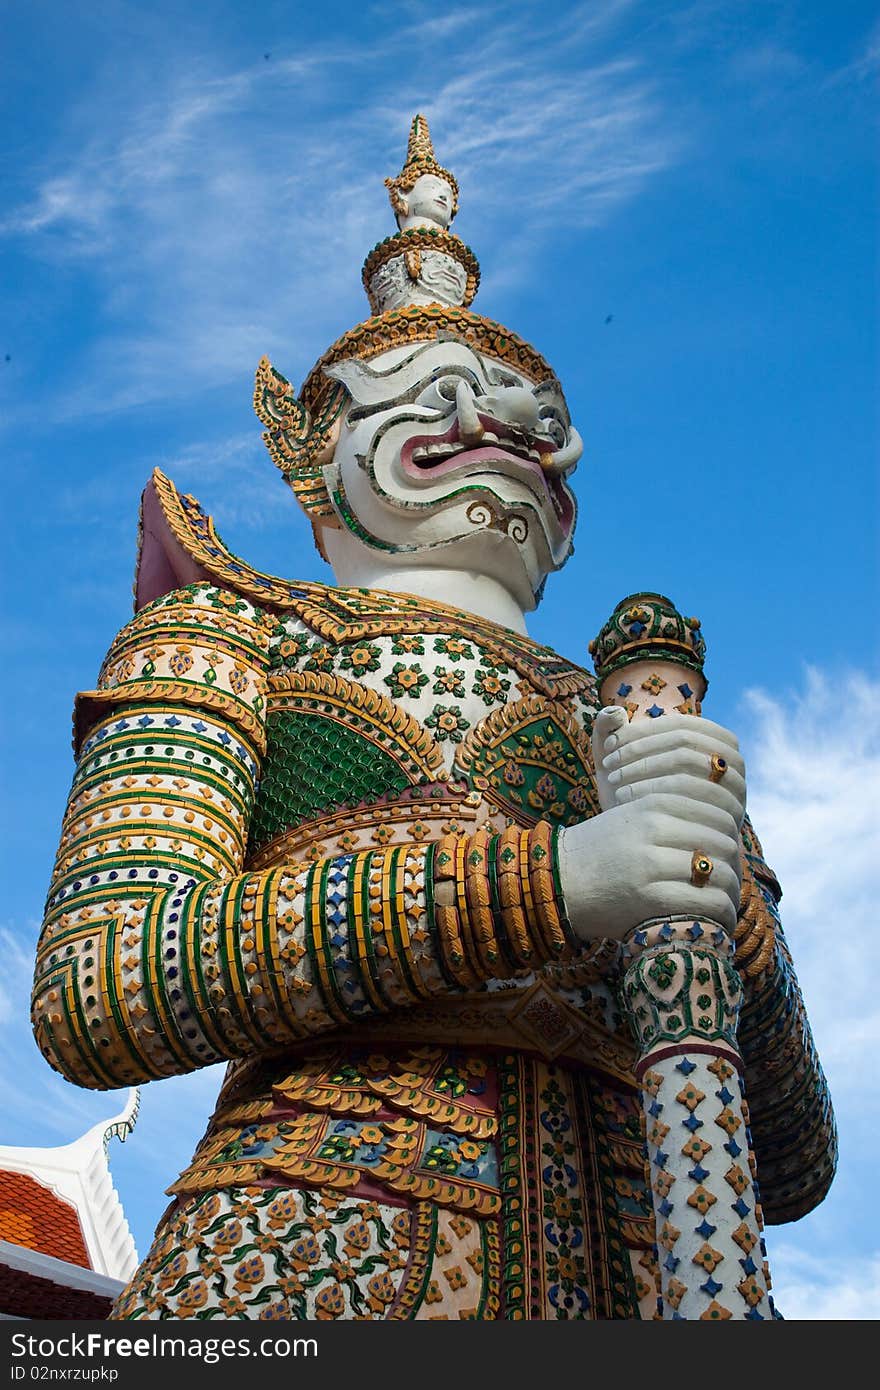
[33,116,835,1320]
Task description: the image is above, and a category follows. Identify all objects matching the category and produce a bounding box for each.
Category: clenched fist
[557,707,746,941]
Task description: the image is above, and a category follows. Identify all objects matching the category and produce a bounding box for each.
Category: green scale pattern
[248,710,413,853]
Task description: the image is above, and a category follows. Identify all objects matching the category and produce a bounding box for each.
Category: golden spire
[406,113,437,167]
[385,113,460,220]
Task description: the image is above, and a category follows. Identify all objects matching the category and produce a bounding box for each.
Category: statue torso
[250,583,601,863]
[127,582,656,1321]
[238,582,630,1070]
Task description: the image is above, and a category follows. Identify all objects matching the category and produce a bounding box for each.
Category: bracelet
[386,845,429,1002]
[463,829,509,976]
[429,823,578,986]
[394,845,435,1000]
[349,850,390,1013]
[494,826,535,968]
[526,823,573,958]
[305,857,354,1026]
[433,835,481,988]
[423,841,461,992]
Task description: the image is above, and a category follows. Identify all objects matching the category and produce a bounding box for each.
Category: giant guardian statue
[32,117,835,1320]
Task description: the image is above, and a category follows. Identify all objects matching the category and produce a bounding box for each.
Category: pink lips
[400,416,575,534]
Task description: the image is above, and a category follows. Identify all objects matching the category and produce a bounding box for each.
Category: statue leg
[110,1185,440,1320]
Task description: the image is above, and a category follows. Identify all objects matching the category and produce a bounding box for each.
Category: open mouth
[400,415,574,530]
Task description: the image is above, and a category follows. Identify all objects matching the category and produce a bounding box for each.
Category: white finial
[101,1087,140,1155]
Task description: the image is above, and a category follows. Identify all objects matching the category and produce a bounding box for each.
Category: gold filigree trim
[274,1049,497,1140]
[274,1079,384,1119]
[73,682,267,758]
[210,1099,277,1126]
[106,597,272,666]
[247,785,493,872]
[266,669,445,776]
[453,695,599,825]
[363,1048,497,1140]
[286,608,590,701]
[253,359,346,519]
[453,696,579,774]
[147,469,316,609]
[263,1114,501,1216]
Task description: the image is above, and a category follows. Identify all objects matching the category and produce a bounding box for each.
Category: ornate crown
[255,116,557,526]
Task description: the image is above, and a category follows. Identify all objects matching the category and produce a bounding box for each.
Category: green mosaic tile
[248,711,410,851]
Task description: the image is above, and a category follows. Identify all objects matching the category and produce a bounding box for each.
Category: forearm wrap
[432,824,576,985]
[34,685,575,1089]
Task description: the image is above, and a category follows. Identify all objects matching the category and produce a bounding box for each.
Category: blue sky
[1,0,877,1317]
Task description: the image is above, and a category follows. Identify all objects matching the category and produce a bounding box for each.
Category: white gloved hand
[557,706,746,941]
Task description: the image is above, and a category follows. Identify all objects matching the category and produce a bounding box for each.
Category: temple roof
[0,1169,91,1268]
[0,1088,139,1284]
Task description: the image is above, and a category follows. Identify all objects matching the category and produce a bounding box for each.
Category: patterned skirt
[111,1044,657,1320]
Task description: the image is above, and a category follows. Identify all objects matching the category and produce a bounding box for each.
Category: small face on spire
[385,114,460,231]
[396,173,455,231]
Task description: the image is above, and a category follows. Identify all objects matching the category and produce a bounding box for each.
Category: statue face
[400,174,454,229]
[320,339,581,607]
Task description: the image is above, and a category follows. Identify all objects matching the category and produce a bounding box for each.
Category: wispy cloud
[728,42,807,86]
[824,18,880,88]
[0,922,126,1143]
[153,432,303,533]
[2,1,679,422]
[0,915,226,1242]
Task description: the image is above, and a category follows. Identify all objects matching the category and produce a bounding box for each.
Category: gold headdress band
[385,114,460,221]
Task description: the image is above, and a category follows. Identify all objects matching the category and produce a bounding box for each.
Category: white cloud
[740,667,879,1100]
[738,667,880,1317]
[767,1246,880,1320]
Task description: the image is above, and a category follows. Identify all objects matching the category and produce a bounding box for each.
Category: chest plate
[247,612,599,866]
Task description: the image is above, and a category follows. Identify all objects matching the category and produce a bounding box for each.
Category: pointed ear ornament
[253,356,348,520]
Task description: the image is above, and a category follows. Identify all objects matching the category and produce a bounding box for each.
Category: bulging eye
[419,373,481,413]
[540,414,566,448]
[435,376,459,403]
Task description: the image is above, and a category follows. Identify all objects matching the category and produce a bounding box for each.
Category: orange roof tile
[0,1169,91,1269]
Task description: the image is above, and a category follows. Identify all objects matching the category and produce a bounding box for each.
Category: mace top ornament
[589,591,707,684]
